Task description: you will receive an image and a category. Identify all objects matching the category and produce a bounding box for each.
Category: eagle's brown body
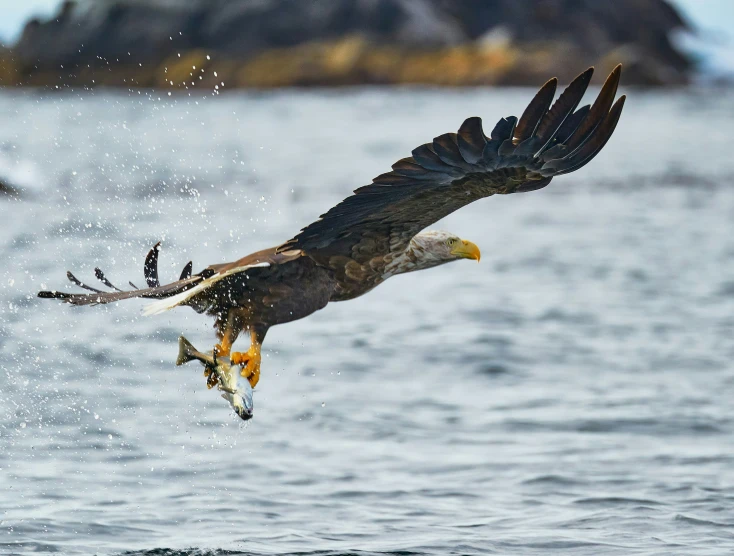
[39,65,626,401]
[202,248,337,339]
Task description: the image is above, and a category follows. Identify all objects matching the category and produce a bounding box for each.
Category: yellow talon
[213,323,264,389]
[231,344,261,388]
[213,342,230,358]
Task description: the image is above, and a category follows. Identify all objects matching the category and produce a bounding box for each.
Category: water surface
[1,86,734,555]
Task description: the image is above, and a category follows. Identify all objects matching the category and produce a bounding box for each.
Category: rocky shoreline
[1,0,692,88]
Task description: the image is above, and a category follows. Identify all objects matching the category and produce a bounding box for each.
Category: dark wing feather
[542,95,626,176]
[514,77,557,144]
[551,104,590,146]
[535,68,593,148]
[279,66,624,265]
[95,267,123,292]
[411,144,462,176]
[66,271,103,293]
[564,65,621,153]
[144,242,161,288]
[457,117,487,164]
[179,261,193,280]
[432,133,475,171]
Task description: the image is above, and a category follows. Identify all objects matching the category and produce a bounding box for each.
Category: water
[2,85,734,555]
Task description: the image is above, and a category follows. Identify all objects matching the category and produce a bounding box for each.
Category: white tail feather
[142,262,270,316]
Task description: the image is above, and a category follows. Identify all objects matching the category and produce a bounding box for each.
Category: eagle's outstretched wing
[278,66,625,264]
[37,242,295,311]
[37,243,206,306]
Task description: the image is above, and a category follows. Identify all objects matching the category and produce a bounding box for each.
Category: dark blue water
[2,86,734,555]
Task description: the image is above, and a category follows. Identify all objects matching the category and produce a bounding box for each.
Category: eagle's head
[396,230,480,273]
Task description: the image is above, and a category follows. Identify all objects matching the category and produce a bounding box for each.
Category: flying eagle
[39,65,625,396]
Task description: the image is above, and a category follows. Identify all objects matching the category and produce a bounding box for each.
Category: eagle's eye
[446,238,456,247]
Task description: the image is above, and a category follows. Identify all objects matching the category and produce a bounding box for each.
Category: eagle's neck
[383,238,448,278]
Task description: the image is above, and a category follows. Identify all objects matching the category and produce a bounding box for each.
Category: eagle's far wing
[38,243,203,306]
[278,65,625,263]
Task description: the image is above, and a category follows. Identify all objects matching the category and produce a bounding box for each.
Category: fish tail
[176,335,199,366]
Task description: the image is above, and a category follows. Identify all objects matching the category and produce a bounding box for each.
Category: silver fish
[176,335,254,421]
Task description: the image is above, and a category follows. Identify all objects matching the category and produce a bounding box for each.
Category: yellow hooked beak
[451,239,481,262]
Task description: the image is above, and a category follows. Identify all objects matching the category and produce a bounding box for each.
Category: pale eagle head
[385,230,480,277]
[411,229,480,263]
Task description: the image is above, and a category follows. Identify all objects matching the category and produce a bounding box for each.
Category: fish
[176,335,254,421]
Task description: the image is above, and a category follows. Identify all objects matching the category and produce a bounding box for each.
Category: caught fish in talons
[176,336,254,421]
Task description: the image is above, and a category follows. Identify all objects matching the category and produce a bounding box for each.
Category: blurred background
[0,0,733,90]
[3,2,734,555]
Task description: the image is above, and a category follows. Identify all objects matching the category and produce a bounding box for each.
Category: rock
[5,0,692,87]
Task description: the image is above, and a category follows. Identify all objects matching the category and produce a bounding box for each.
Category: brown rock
[8,0,693,88]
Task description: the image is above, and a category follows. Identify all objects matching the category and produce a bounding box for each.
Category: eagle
[39,65,625,397]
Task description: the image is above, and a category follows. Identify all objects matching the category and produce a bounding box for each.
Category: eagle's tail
[37,243,204,307]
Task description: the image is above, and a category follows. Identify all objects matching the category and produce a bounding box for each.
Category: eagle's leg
[231,325,268,388]
[214,310,244,356]
[209,312,242,389]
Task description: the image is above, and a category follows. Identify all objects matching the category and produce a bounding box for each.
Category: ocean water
[1,85,734,555]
